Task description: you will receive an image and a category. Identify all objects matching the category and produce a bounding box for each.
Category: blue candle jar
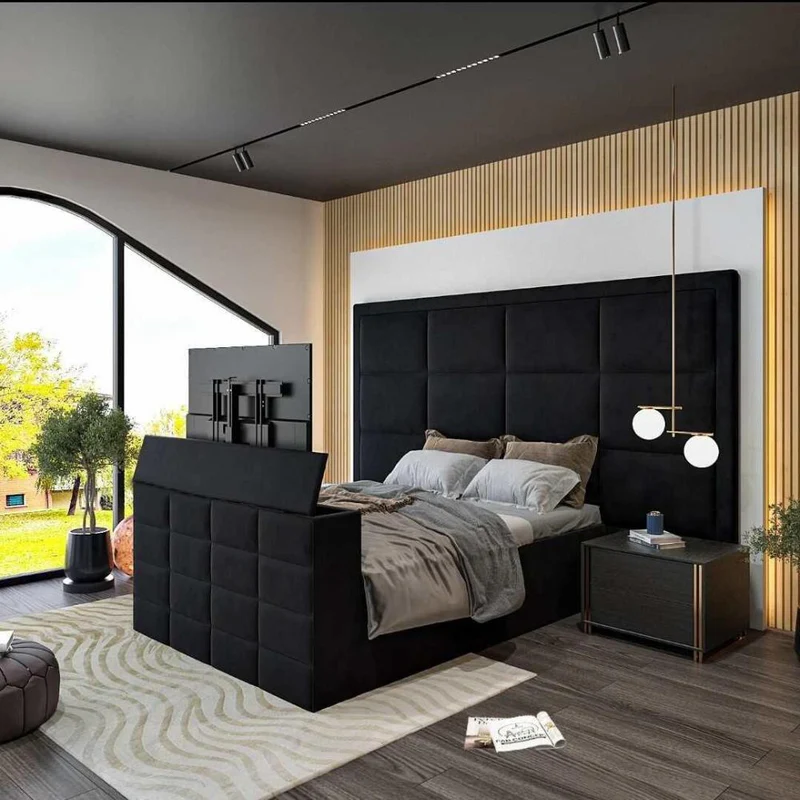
[646,511,664,534]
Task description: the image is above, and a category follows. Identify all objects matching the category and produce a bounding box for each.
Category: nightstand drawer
[589,548,692,604]
[589,587,694,646]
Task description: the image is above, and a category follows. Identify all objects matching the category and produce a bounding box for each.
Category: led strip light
[435,55,500,80]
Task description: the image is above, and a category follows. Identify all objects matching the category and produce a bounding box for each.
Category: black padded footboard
[133,437,610,711]
[132,436,363,711]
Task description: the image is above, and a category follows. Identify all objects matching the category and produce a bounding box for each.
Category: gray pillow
[385,450,487,498]
[462,459,580,513]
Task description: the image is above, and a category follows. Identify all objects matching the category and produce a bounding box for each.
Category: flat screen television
[186,344,312,451]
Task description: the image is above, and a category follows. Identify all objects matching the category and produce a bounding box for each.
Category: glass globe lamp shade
[683,435,719,468]
[632,408,666,440]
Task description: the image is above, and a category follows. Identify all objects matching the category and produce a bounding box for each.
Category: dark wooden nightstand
[581,532,749,662]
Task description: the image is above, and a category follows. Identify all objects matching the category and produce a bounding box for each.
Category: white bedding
[469,501,602,547]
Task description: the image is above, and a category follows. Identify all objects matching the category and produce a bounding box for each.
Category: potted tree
[33,392,134,593]
[747,499,800,658]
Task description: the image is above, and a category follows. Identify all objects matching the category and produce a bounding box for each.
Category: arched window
[0,189,277,583]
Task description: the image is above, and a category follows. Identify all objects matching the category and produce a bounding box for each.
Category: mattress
[466,500,603,547]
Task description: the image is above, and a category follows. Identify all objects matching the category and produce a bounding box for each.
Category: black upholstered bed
[134,270,739,711]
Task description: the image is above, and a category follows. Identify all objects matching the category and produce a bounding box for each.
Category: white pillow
[462,458,580,513]
[384,450,487,498]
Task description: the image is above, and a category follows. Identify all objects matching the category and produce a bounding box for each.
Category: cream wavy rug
[6,596,533,800]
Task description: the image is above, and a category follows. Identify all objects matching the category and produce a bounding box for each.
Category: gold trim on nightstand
[693,564,705,663]
[583,548,591,634]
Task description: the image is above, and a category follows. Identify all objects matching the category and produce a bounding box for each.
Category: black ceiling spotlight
[232,147,254,172]
[593,21,611,60]
[612,16,631,54]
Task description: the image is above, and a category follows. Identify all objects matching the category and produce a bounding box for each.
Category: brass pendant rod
[670,84,677,437]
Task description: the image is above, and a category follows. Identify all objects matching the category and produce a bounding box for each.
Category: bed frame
[134,270,739,711]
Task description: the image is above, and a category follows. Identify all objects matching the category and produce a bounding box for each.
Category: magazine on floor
[464,713,565,752]
[0,630,14,654]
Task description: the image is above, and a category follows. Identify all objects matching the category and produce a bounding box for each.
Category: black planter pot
[63,527,114,594]
[795,607,800,660]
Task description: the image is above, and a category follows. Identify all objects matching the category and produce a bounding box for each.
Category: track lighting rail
[170,2,656,175]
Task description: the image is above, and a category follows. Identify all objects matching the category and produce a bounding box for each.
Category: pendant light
[683,435,719,468]
[631,86,719,469]
[631,407,666,440]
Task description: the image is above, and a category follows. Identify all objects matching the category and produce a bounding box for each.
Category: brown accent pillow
[424,429,504,460]
[502,434,598,508]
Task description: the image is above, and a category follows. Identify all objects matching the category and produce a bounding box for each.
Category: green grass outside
[0,508,116,579]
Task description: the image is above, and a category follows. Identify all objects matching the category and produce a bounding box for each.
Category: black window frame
[0,188,280,587]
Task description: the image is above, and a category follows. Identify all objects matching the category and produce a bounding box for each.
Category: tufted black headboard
[353,270,739,542]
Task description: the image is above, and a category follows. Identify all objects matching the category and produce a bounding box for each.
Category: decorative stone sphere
[111,515,134,576]
[0,640,60,743]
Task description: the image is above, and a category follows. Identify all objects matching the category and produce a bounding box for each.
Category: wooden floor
[1,578,798,800]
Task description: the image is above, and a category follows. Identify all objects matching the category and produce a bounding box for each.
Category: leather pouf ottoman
[111,515,134,576]
[0,640,60,743]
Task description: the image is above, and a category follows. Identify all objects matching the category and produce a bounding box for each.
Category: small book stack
[628,529,685,550]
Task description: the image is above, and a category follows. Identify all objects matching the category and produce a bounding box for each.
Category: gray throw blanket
[319,485,414,514]
[329,481,525,637]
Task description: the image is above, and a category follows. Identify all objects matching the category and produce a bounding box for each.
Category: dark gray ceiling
[1,2,799,200]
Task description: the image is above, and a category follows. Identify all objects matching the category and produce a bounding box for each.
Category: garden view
[0,195,270,580]
[0,318,186,578]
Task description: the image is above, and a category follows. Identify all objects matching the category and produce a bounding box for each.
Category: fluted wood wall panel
[324,91,799,631]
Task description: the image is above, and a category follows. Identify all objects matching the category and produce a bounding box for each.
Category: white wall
[352,189,765,627]
[0,137,325,446]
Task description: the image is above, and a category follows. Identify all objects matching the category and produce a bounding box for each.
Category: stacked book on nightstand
[628,529,685,550]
